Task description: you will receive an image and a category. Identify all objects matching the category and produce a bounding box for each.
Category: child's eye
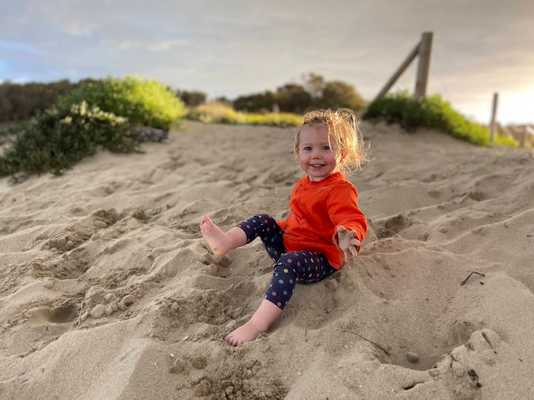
[303,146,312,151]
[322,145,331,150]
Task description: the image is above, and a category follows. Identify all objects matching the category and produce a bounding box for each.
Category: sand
[0,120,533,400]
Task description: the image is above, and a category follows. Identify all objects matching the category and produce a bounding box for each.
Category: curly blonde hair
[294,108,366,175]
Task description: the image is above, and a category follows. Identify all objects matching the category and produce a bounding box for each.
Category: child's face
[297,124,338,182]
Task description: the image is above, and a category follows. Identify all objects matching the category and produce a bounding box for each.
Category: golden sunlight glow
[499,84,534,124]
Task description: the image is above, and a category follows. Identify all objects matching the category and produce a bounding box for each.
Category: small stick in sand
[460,271,486,286]
[481,331,497,354]
[341,329,391,356]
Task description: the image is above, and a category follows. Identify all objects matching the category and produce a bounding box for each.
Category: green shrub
[0,101,137,176]
[57,76,186,130]
[494,133,519,147]
[0,122,22,138]
[187,102,303,127]
[363,92,518,148]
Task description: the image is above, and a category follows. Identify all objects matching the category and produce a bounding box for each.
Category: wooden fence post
[414,32,433,100]
[489,92,499,143]
[520,128,527,148]
[373,43,420,103]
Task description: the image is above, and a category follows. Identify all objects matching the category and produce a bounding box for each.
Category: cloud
[60,20,97,37]
[115,39,190,52]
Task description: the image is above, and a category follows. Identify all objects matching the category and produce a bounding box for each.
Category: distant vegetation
[0,76,520,180]
[0,73,364,123]
[0,80,79,123]
[0,77,186,177]
[184,73,362,128]
[188,102,302,127]
[363,92,518,148]
[0,77,187,130]
[233,73,366,114]
[176,89,207,107]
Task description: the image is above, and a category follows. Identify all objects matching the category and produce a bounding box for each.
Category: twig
[341,329,390,356]
[460,271,486,286]
[481,331,497,354]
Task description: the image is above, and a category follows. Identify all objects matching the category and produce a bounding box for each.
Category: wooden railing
[373,32,433,103]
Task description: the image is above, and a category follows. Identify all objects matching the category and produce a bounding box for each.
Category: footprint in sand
[45,209,120,252]
[375,213,413,238]
[32,247,90,279]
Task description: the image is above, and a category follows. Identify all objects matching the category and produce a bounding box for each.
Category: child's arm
[327,183,368,264]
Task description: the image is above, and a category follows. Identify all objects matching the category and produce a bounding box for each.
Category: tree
[275,84,313,114]
[302,72,325,99]
[317,81,366,111]
[234,91,277,112]
[176,90,207,107]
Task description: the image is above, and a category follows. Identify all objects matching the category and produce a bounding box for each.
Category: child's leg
[237,214,285,262]
[200,214,284,258]
[263,251,337,308]
[200,215,247,256]
[224,299,282,346]
[225,251,336,346]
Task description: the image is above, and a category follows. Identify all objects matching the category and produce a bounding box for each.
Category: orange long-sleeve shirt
[277,172,368,269]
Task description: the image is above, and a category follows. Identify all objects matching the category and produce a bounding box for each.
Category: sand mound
[1,121,533,399]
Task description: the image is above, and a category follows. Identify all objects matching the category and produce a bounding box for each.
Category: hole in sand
[48,303,78,323]
[379,319,481,371]
[385,351,443,371]
[30,303,79,324]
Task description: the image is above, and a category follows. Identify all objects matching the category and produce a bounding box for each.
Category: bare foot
[225,321,262,346]
[200,215,232,256]
[224,300,282,346]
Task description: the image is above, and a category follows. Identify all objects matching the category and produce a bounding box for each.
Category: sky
[1,0,533,124]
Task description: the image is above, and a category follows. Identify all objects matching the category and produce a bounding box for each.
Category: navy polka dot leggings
[238,214,337,310]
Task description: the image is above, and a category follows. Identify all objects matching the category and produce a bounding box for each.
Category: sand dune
[1,121,533,399]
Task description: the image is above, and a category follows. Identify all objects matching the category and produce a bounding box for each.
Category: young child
[200,109,368,346]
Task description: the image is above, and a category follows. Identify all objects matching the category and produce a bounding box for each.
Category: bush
[0,101,137,176]
[275,84,313,114]
[233,91,278,113]
[187,102,303,127]
[0,80,78,123]
[363,92,518,147]
[176,89,207,107]
[316,81,366,111]
[57,76,186,130]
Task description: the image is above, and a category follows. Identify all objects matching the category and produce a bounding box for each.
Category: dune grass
[187,102,303,127]
[363,92,518,148]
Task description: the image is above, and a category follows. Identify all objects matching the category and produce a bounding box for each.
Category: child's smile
[297,124,337,181]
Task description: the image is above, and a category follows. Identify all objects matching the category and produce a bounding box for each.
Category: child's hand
[336,226,361,263]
